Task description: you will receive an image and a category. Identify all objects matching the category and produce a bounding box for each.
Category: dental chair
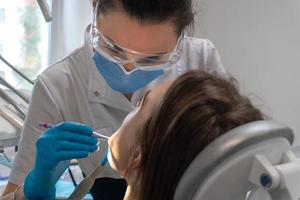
[174,120,300,200]
[0,90,26,169]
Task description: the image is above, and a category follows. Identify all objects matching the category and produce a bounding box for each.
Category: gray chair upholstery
[174,120,294,200]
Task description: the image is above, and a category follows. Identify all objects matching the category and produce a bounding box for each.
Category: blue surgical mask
[93,51,164,94]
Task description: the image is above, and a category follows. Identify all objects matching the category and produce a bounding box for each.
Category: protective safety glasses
[90,1,183,71]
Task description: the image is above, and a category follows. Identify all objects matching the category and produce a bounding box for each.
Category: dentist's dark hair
[96,0,194,35]
[135,70,264,200]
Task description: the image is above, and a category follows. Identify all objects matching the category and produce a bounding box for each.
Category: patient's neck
[123,171,138,200]
[124,185,135,200]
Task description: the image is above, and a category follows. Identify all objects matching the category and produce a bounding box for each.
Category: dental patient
[1,70,264,200]
[108,70,264,200]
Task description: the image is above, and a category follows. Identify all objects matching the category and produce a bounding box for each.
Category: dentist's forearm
[0,192,14,200]
[24,170,56,200]
[0,184,26,200]
[1,182,18,196]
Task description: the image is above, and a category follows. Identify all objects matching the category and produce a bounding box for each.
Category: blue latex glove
[24,122,98,200]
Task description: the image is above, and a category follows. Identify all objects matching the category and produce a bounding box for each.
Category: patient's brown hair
[135,70,264,200]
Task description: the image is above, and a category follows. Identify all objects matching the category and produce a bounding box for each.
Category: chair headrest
[174,120,294,200]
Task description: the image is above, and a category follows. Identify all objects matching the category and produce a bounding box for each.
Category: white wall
[49,0,92,64]
[194,0,300,145]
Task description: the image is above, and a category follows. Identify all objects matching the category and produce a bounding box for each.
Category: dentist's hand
[24,122,98,200]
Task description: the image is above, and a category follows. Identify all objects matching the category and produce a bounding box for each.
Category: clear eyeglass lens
[99,44,171,66]
[101,45,128,61]
[93,28,182,68]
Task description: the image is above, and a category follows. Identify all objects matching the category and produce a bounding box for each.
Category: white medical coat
[9,36,225,184]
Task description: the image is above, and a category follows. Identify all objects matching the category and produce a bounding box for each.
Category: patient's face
[108,82,173,176]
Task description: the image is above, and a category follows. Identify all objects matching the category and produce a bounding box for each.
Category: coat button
[94,91,100,96]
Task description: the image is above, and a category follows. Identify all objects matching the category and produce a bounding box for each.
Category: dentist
[2,0,225,199]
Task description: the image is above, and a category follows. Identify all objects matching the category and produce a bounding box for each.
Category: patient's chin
[107,148,118,171]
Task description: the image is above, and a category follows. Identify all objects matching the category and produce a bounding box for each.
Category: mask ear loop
[169,33,184,62]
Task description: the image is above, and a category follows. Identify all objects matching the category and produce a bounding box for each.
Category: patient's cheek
[107,134,118,170]
[108,130,131,173]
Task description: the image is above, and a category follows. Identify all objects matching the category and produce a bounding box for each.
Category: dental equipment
[38,122,110,140]
[0,88,26,119]
[0,54,34,85]
[0,75,30,104]
[0,107,23,130]
[37,0,52,22]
